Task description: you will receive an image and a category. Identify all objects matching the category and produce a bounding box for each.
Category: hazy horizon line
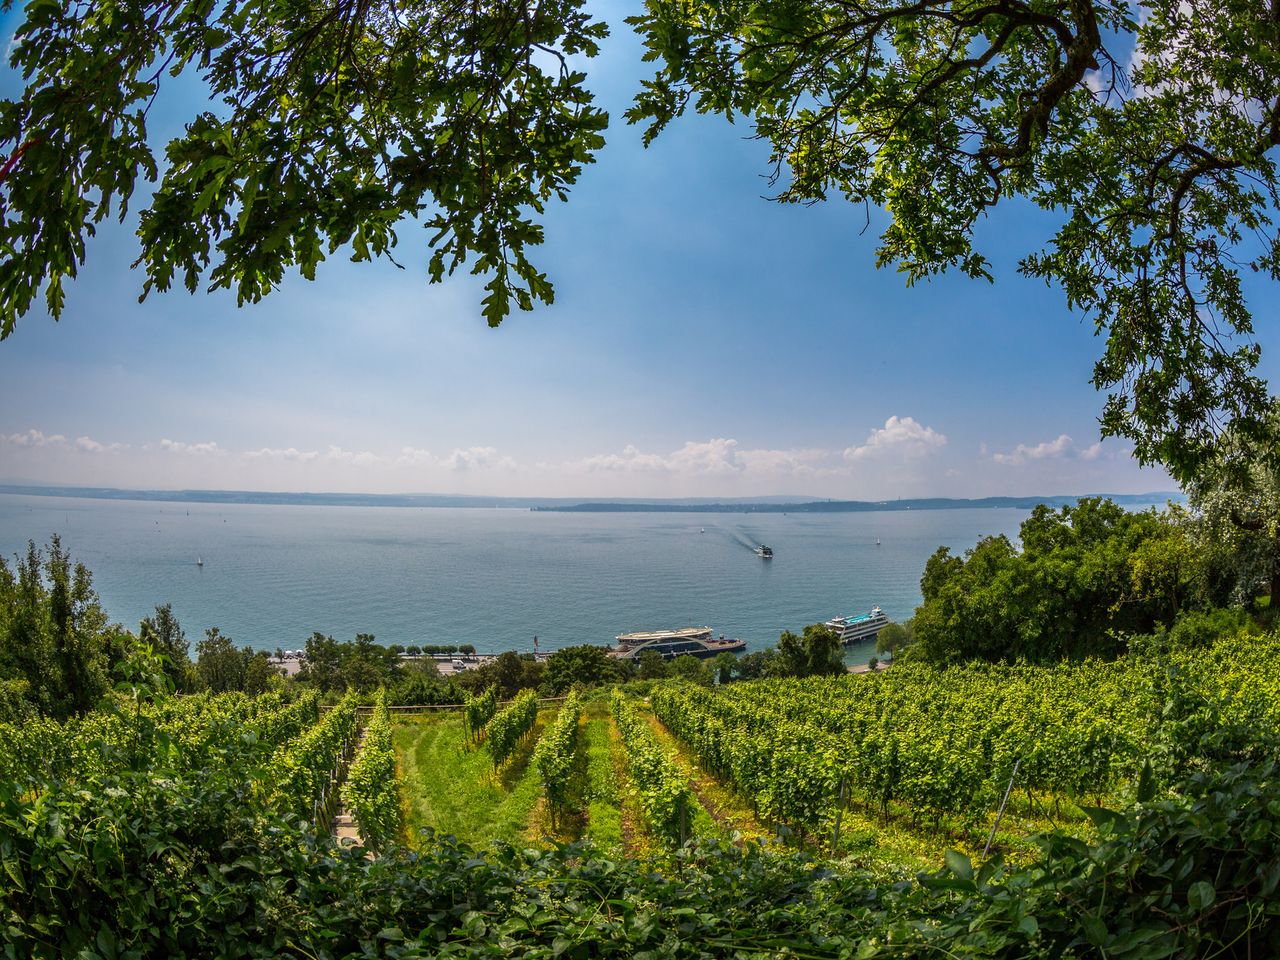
[0,481,1184,509]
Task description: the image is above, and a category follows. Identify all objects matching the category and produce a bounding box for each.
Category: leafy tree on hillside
[392,660,464,706]
[875,622,914,659]
[732,648,780,681]
[338,633,396,692]
[775,624,845,677]
[1187,403,1280,607]
[0,537,115,716]
[668,654,711,686]
[455,652,545,699]
[242,652,281,695]
[194,627,247,693]
[5,1,1280,475]
[636,649,670,680]
[139,603,193,692]
[296,631,401,693]
[300,632,343,692]
[540,645,629,695]
[1126,508,1218,625]
[913,499,1208,663]
[492,651,531,697]
[711,651,737,685]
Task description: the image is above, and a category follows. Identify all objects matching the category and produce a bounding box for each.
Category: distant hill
[0,483,1182,512]
[532,493,1183,513]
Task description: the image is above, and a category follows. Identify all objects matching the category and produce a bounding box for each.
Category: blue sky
[0,1,1263,499]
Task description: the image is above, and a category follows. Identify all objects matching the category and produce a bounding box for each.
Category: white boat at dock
[825,606,890,644]
[610,627,746,660]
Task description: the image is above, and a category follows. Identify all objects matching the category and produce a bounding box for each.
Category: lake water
[0,494,1030,665]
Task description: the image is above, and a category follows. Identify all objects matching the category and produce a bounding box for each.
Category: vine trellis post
[830,777,849,854]
[983,758,1022,858]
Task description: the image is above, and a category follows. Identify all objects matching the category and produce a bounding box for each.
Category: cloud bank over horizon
[0,415,1170,500]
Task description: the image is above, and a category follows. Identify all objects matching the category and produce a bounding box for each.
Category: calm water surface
[0,494,1028,664]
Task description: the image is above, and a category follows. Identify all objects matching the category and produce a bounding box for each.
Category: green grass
[582,701,623,852]
[392,710,548,848]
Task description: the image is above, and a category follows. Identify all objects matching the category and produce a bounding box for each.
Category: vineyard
[3,637,1280,957]
[649,634,1280,845]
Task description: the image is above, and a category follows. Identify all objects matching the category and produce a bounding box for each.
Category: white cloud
[0,422,1159,499]
[75,435,126,453]
[991,434,1102,466]
[324,445,382,466]
[666,439,743,475]
[4,429,66,447]
[160,438,224,456]
[244,447,319,462]
[398,447,436,464]
[843,416,947,461]
[578,444,672,473]
[577,439,745,475]
[444,446,517,472]
[734,447,831,476]
[573,440,865,482]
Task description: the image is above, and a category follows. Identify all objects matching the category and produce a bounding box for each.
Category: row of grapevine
[464,687,498,743]
[649,684,842,835]
[341,689,402,851]
[652,670,1147,832]
[532,692,582,827]
[0,690,317,787]
[485,689,539,767]
[267,693,359,825]
[725,660,1161,803]
[611,692,691,846]
[650,638,1280,835]
[247,689,321,748]
[1177,633,1280,737]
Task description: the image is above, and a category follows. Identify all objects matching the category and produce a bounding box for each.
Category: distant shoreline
[529,493,1181,513]
[0,483,1182,513]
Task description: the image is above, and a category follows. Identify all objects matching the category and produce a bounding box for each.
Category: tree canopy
[0,0,608,332]
[912,498,1219,662]
[3,0,1278,476]
[626,0,1280,477]
[775,623,846,677]
[1187,401,1280,604]
[0,537,129,718]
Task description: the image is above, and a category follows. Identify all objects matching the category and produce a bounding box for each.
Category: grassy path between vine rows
[581,700,624,853]
[392,710,550,848]
[830,785,1096,873]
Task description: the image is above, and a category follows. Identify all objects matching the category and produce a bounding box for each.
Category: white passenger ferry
[825,606,891,644]
[610,627,747,660]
